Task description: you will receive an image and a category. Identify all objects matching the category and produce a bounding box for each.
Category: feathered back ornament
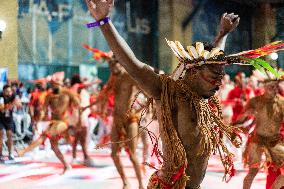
[167,39,284,81]
[83,44,113,61]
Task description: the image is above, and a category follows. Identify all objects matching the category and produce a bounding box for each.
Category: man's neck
[179,79,202,100]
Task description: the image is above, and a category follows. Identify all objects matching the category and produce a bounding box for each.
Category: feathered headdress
[167,39,284,80]
[29,72,65,85]
[252,69,284,85]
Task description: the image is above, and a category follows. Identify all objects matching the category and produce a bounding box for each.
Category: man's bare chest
[175,99,201,148]
[255,102,282,125]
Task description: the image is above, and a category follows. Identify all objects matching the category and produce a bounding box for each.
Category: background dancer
[69,74,96,167]
[98,56,145,189]
[234,78,284,189]
[17,76,80,174]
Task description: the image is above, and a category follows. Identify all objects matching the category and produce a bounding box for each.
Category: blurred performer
[227,73,252,123]
[217,74,234,124]
[0,85,22,161]
[266,123,284,189]
[85,1,244,188]
[266,80,284,189]
[29,83,46,135]
[235,79,284,189]
[69,74,95,167]
[97,56,145,189]
[18,76,80,174]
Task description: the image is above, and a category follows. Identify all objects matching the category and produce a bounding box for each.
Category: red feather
[83,44,112,60]
[231,41,284,59]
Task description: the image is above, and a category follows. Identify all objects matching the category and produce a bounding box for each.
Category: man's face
[51,83,61,94]
[264,82,279,96]
[188,65,225,99]
[3,87,13,98]
[109,60,122,75]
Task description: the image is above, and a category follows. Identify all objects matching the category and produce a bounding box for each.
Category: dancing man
[96,56,145,189]
[28,83,46,136]
[18,78,80,174]
[69,74,96,167]
[85,1,243,188]
[235,79,284,189]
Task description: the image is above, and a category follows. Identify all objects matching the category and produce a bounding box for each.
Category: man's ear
[187,67,200,77]
[183,68,200,83]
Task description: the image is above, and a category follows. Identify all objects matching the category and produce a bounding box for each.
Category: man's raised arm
[85,0,161,99]
[213,13,240,50]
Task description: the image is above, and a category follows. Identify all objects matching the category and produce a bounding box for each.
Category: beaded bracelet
[86,16,110,29]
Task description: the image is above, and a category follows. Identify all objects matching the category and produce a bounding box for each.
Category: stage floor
[0,146,265,189]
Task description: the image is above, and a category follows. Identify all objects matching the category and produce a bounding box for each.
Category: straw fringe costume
[147,76,189,189]
[147,75,242,189]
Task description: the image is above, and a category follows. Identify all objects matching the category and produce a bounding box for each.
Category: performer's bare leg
[48,121,71,174]
[127,122,144,189]
[243,168,259,189]
[72,134,78,160]
[17,135,46,157]
[18,121,70,175]
[271,175,284,189]
[78,127,95,166]
[78,127,90,160]
[243,143,262,189]
[111,125,129,189]
[140,128,149,174]
[50,137,71,174]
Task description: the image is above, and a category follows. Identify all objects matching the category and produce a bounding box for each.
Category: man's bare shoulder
[61,89,78,97]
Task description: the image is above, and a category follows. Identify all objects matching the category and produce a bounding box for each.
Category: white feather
[196,42,204,57]
[187,46,199,59]
[166,39,182,59]
[175,41,193,60]
[209,47,221,58]
[169,41,184,58]
[202,50,210,59]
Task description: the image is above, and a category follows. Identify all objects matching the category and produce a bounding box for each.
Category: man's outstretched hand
[219,13,240,35]
[85,0,114,21]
